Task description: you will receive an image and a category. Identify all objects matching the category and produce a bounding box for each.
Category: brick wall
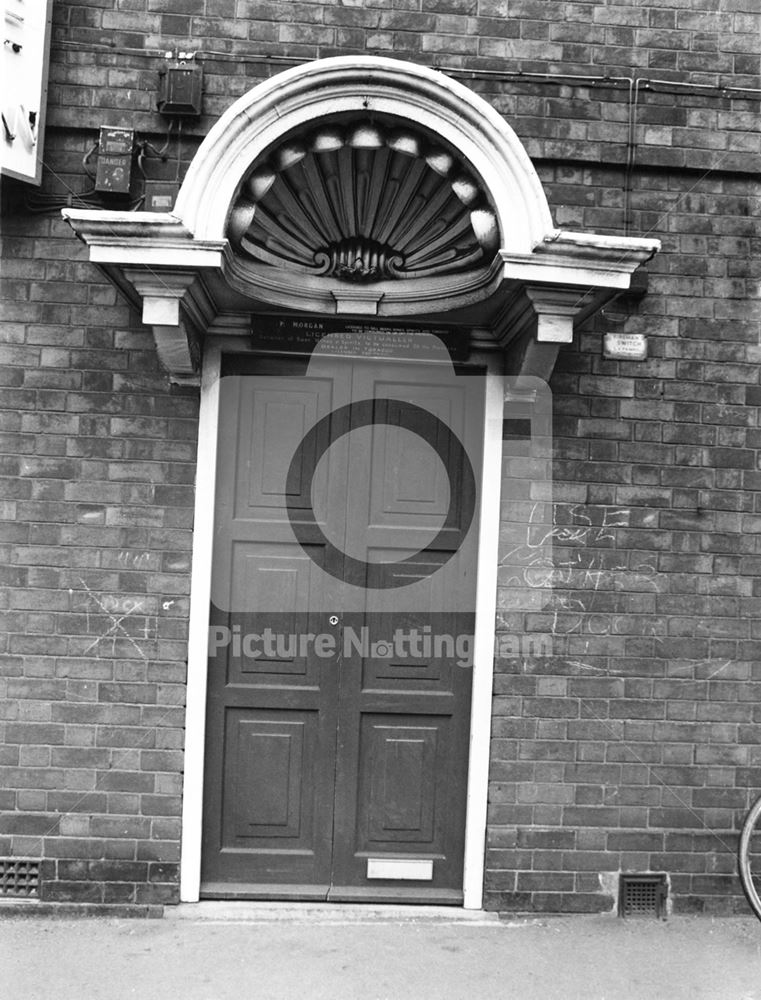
[0,203,197,906]
[490,163,761,914]
[1,0,760,911]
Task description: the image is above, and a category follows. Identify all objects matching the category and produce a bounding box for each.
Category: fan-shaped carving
[227,120,500,283]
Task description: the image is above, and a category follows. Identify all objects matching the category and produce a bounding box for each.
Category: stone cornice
[61,59,660,382]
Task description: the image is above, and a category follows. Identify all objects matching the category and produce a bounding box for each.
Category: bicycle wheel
[738,793,761,922]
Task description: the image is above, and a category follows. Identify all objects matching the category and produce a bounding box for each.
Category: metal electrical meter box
[157,57,203,117]
[94,126,134,193]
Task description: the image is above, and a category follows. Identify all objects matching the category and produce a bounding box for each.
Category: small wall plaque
[603,332,647,361]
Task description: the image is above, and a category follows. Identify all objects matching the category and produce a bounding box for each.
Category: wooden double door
[201,349,482,902]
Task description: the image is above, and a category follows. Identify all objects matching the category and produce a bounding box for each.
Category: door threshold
[200,883,330,902]
[200,882,462,905]
[327,886,462,905]
[168,901,498,924]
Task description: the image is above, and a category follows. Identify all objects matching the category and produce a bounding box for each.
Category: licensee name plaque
[251,315,469,361]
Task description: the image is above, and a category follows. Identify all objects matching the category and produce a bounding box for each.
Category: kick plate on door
[366,858,434,881]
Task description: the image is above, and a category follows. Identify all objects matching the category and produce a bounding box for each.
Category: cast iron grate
[0,859,41,898]
[619,873,666,918]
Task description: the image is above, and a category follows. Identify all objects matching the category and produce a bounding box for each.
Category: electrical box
[94,126,134,194]
[144,180,179,213]
[157,54,203,117]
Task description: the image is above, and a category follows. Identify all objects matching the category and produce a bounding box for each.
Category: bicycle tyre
[738,793,761,922]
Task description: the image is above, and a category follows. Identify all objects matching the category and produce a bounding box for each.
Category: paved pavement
[2,904,761,1000]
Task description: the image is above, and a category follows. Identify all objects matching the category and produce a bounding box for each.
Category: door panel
[202,351,481,902]
[232,543,324,628]
[329,610,472,900]
[203,604,339,889]
[234,382,332,520]
[202,360,351,892]
[222,713,316,844]
[362,721,438,843]
[326,361,479,899]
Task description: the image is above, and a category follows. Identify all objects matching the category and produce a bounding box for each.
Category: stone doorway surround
[63,56,659,908]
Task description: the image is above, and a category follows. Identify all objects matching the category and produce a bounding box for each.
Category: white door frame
[179,341,503,908]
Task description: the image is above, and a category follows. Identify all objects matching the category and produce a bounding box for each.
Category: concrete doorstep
[164,901,505,924]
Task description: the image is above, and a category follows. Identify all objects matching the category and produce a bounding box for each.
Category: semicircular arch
[175,56,556,255]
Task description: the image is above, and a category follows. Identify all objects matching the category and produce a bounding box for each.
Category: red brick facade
[2,0,761,913]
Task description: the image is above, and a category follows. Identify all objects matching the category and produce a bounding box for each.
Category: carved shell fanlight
[227,119,500,284]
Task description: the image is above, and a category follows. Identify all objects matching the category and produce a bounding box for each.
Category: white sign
[1,0,53,185]
[366,858,434,880]
[603,332,647,361]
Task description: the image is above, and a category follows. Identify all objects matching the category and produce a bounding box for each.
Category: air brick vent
[619,873,667,918]
[0,859,41,898]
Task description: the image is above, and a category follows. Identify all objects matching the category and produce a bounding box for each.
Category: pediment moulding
[63,56,659,380]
